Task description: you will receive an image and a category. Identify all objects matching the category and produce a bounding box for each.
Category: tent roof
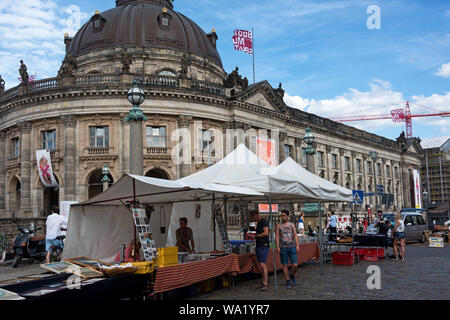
[76,174,264,207]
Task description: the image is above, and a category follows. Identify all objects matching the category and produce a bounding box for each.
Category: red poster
[256,138,275,165]
[233,29,253,55]
[258,204,279,213]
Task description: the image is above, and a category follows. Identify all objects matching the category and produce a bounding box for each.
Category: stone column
[177,115,192,179]
[306,143,316,174]
[18,121,32,216]
[0,131,6,215]
[362,154,369,208]
[129,120,144,175]
[279,132,287,164]
[121,114,131,175]
[325,145,332,181]
[62,115,77,201]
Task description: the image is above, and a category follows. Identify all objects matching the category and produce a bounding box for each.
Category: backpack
[378,222,389,235]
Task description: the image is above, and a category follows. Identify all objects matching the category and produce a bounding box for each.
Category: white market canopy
[180,144,353,203]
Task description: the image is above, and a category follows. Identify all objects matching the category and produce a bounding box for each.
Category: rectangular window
[377,163,381,176]
[146,126,166,147]
[200,129,212,151]
[42,130,56,150]
[10,138,20,157]
[90,126,109,148]
[332,154,337,169]
[356,159,362,173]
[367,161,373,174]
[318,151,324,167]
[386,165,391,177]
[394,167,399,179]
[344,156,350,171]
[302,148,307,165]
[284,145,293,159]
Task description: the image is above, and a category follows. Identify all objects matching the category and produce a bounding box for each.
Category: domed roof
[68,0,222,66]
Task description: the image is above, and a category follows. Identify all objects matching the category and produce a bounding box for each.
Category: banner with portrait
[413,169,422,209]
[36,150,58,188]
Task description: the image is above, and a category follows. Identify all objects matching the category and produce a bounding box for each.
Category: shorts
[46,238,63,252]
[394,232,405,240]
[255,245,270,263]
[280,247,298,265]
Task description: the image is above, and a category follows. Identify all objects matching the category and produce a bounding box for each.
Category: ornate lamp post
[369,151,379,211]
[125,78,147,175]
[423,190,429,210]
[101,163,111,191]
[303,126,316,155]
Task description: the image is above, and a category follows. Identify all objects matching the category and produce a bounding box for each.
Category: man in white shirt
[45,207,67,263]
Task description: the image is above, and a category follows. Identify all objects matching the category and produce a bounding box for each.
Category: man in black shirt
[250,210,270,291]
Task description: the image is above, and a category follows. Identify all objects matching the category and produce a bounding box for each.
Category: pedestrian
[392,213,406,260]
[297,212,305,235]
[45,207,67,263]
[176,217,195,253]
[328,211,338,241]
[249,210,270,291]
[275,210,300,289]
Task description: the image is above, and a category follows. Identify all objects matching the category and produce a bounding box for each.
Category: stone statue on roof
[179,53,192,79]
[19,60,29,85]
[224,67,248,90]
[0,75,5,94]
[120,48,133,74]
[58,53,77,78]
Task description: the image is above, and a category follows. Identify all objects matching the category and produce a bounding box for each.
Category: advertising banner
[258,204,279,213]
[256,138,276,165]
[232,29,253,55]
[413,169,422,209]
[36,150,58,188]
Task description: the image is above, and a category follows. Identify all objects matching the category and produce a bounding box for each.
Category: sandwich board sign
[352,190,364,204]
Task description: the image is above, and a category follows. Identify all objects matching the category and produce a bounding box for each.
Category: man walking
[275,210,300,289]
[329,211,338,241]
[250,210,270,291]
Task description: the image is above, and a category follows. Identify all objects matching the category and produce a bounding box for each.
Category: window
[345,156,350,171]
[367,161,373,174]
[386,165,391,177]
[318,151,324,167]
[158,70,177,77]
[376,163,381,176]
[42,130,56,150]
[356,159,362,173]
[284,145,293,159]
[302,148,307,165]
[332,154,338,169]
[394,167,399,179]
[200,130,212,151]
[404,215,415,225]
[89,126,109,148]
[146,126,166,147]
[10,138,20,157]
[416,215,425,225]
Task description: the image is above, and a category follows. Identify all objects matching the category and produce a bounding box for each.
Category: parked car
[366,212,427,242]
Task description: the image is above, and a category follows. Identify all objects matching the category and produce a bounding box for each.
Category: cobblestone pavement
[189,243,450,300]
[0,259,45,282]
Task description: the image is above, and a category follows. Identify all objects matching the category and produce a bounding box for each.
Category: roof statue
[120,48,133,74]
[19,60,29,85]
[58,53,77,78]
[0,75,4,94]
[224,67,248,90]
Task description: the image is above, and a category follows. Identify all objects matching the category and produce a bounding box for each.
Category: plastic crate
[359,255,378,262]
[158,247,178,256]
[351,248,384,258]
[331,251,354,266]
[130,262,154,274]
[156,247,178,267]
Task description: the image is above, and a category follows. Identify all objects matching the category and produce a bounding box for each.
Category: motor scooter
[12,221,46,268]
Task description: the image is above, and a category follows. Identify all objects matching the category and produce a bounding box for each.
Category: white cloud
[435,62,450,78]
[0,0,88,89]
[284,80,450,134]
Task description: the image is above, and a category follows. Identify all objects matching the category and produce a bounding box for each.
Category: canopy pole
[213,194,216,252]
[268,192,278,292]
[133,178,137,262]
[318,201,323,274]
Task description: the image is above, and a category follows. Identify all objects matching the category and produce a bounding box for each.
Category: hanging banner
[36,150,58,188]
[232,29,253,55]
[391,108,405,123]
[413,169,422,209]
[256,138,276,165]
[258,204,279,213]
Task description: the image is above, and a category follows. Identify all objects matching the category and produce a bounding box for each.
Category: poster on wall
[256,138,276,165]
[413,169,422,209]
[36,150,58,188]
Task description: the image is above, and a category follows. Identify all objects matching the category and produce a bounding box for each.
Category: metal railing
[146,147,170,155]
[85,147,113,155]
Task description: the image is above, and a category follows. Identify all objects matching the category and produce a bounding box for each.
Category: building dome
[68,0,222,67]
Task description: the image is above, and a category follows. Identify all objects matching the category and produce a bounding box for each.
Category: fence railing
[0,218,47,255]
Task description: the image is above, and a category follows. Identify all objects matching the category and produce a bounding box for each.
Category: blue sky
[0,0,449,141]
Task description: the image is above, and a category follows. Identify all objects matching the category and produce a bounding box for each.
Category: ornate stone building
[0,0,422,218]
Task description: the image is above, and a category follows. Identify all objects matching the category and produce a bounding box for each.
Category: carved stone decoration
[274,83,285,99]
[179,53,192,79]
[294,138,303,148]
[279,132,288,143]
[17,121,32,134]
[19,60,29,85]
[177,115,192,128]
[120,48,133,74]
[0,75,5,95]
[325,145,332,153]
[57,53,77,78]
[223,67,248,90]
[61,115,77,128]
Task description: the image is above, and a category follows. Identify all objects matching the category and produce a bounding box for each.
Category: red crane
[330,101,450,138]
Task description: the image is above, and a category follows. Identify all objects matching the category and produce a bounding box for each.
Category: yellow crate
[157,247,178,256]
[156,254,178,267]
[131,262,154,274]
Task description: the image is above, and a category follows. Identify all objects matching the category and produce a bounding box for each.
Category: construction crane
[330,101,450,138]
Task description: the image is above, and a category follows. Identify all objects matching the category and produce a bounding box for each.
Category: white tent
[180,144,352,202]
[62,174,263,262]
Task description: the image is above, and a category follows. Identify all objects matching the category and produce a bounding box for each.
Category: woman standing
[392,213,406,260]
[297,212,305,235]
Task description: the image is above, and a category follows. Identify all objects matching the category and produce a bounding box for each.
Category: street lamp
[125,78,147,175]
[303,126,315,155]
[369,151,379,211]
[423,190,429,209]
[101,163,111,191]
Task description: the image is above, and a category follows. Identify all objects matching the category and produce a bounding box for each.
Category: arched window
[88,169,114,199]
[146,168,170,180]
[158,70,177,77]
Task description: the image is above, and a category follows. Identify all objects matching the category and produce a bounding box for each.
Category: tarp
[63,174,263,262]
